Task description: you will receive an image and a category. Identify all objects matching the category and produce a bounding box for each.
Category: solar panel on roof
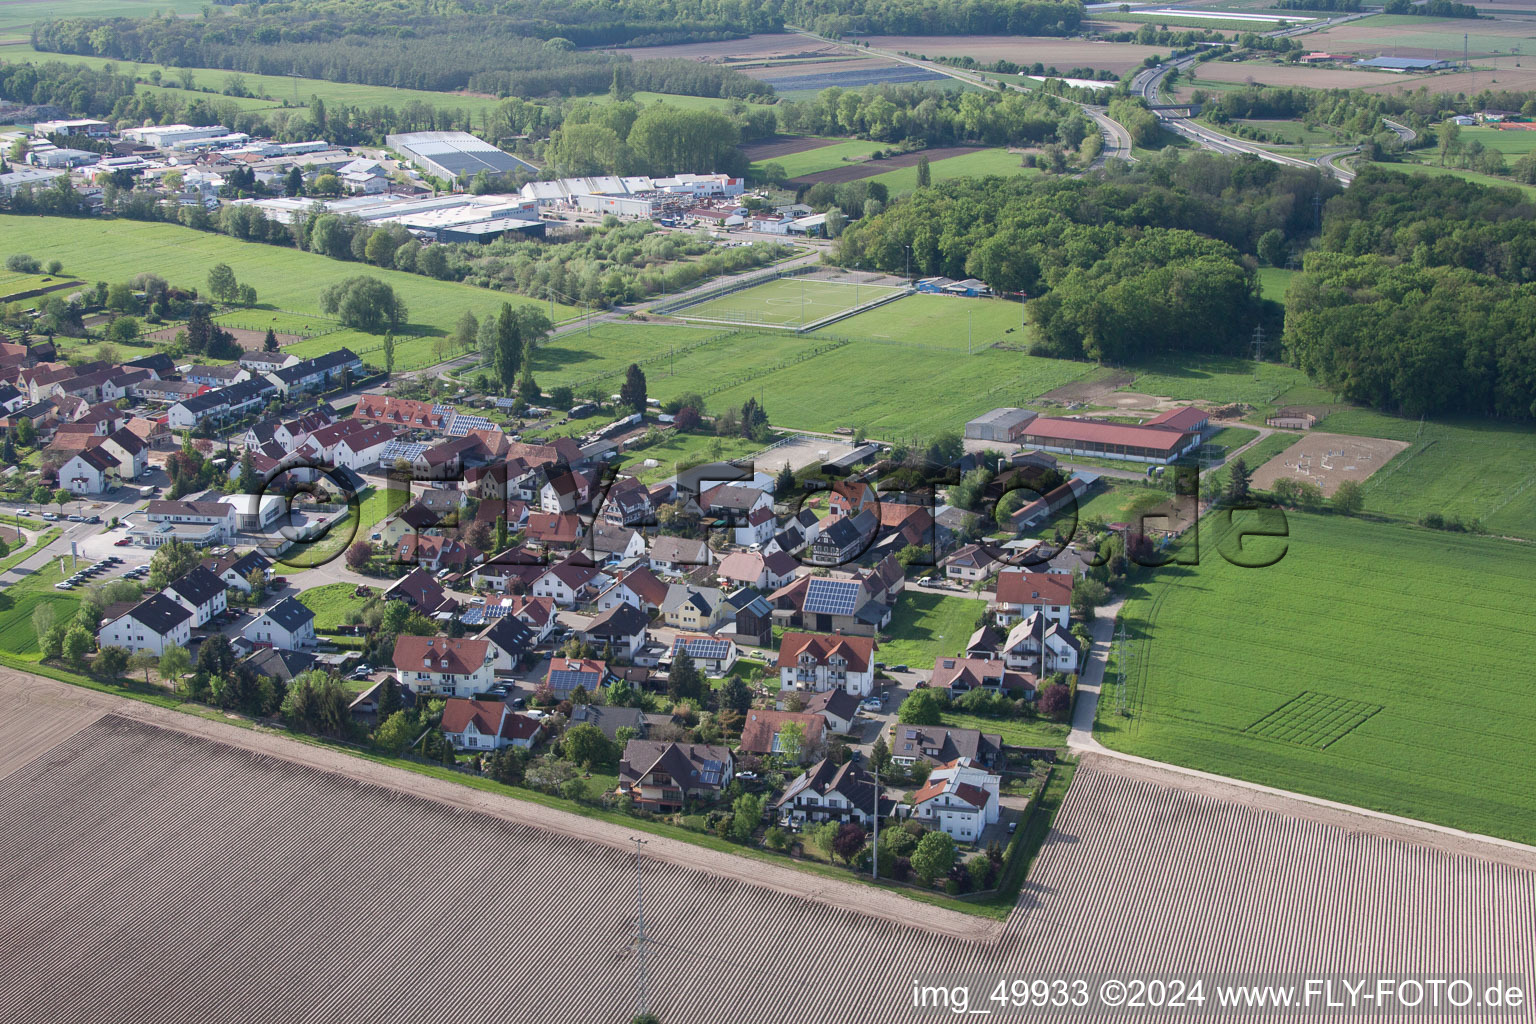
[673,636,731,661]
[447,413,496,437]
[495,397,518,409]
[459,607,487,626]
[803,577,861,617]
[549,668,597,692]
[379,440,430,464]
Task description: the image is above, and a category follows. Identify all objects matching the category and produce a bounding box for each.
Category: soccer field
[680,278,900,327]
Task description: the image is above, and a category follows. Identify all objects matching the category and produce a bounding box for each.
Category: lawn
[750,139,887,179]
[298,583,375,632]
[212,308,342,339]
[876,591,987,669]
[0,561,80,660]
[532,321,731,394]
[0,527,62,575]
[681,277,899,328]
[817,293,1031,350]
[615,432,767,484]
[1377,161,1536,200]
[1097,511,1536,846]
[863,148,1040,195]
[0,217,579,371]
[282,486,408,571]
[1314,408,1536,539]
[1121,353,1312,408]
[941,710,1069,749]
[1206,426,1259,452]
[0,269,80,302]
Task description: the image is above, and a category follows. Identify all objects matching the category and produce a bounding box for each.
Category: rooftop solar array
[699,758,724,786]
[549,667,600,693]
[379,440,431,464]
[672,636,732,661]
[447,412,496,436]
[803,577,862,617]
[495,397,518,409]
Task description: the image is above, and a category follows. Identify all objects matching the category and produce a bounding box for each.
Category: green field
[1315,408,1536,538]
[616,432,766,483]
[1312,13,1536,54]
[681,277,899,328]
[864,148,1040,195]
[212,309,342,340]
[2,217,578,371]
[533,322,735,392]
[1202,429,1298,500]
[0,270,80,302]
[819,293,1030,349]
[940,709,1069,749]
[1122,353,1312,408]
[298,583,374,632]
[1258,267,1297,305]
[752,139,887,179]
[1098,512,1536,846]
[1381,161,1536,199]
[875,591,987,669]
[1446,125,1536,158]
[0,1,205,45]
[0,561,80,660]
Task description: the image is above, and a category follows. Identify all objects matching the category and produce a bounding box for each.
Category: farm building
[384,131,537,181]
[965,407,1038,443]
[1353,57,1452,72]
[1014,408,1207,464]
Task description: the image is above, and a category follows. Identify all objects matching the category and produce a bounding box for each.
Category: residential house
[599,476,654,526]
[580,603,649,660]
[545,657,611,699]
[354,395,450,432]
[991,570,1073,627]
[803,688,861,735]
[59,447,118,495]
[669,633,738,676]
[909,757,1001,842]
[469,550,548,594]
[767,573,890,637]
[773,757,888,825]
[888,725,1003,769]
[649,535,712,575]
[201,550,273,594]
[243,596,318,650]
[777,632,878,697]
[595,566,670,616]
[164,566,229,627]
[477,594,556,644]
[524,512,582,551]
[722,587,774,647]
[475,614,539,671]
[531,558,611,607]
[392,635,497,698]
[569,704,647,742]
[738,708,824,761]
[96,594,193,655]
[660,584,727,633]
[827,480,876,518]
[383,567,456,614]
[187,364,251,387]
[588,523,646,562]
[242,647,318,685]
[440,698,543,751]
[265,348,362,397]
[619,740,733,811]
[929,656,1036,699]
[99,427,148,480]
[394,534,483,574]
[1001,613,1082,676]
[807,508,877,566]
[239,350,300,374]
[944,544,1001,583]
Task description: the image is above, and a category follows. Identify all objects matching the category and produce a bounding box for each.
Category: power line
[630,836,649,1020]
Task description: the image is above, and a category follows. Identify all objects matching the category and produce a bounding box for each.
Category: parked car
[13,508,29,516]
[66,514,84,522]
[1008,821,1018,835]
[114,538,132,546]
[41,513,58,521]
[269,577,288,588]
[86,515,100,524]
[510,697,526,709]
[737,771,759,780]
[893,665,908,673]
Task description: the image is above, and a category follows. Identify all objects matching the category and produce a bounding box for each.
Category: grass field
[816,294,1030,349]
[1314,408,1536,538]
[0,561,79,660]
[2,217,577,372]
[616,432,766,483]
[1122,354,1311,407]
[1379,160,1536,199]
[0,270,79,302]
[533,322,735,393]
[1097,512,1536,846]
[940,709,1070,749]
[680,278,899,327]
[0,2,205,45]
[863,148,1039,195]
[875,591,986,669]
[1456,125,1536,158]
[749,139,886,178]
[298,583,374,632]
[1258,267,1297,305]
[212,309,342,339]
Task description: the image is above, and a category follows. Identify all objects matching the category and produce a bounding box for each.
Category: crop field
[2,217,577,372]
[785,145,988,187]
[1119,353,1311,407]
[1315,408,1536,538]
[740,136,842,162]
[750,139,886,178]
[861,148,1038,194]
[0,562,79,660]
[817,294,1029,350]
[0,1,205,45]
[1311,13,1536,57]
[1450,124,1536,158]
[679,278,898,327]
[748,61,951,95]
[857,35,1165,73]
[1098,511,1536,846]
[1190,61,1392,90]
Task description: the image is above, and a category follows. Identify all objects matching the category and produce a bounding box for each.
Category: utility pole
[1114,619,1133,717]
[1251,325,1265,362]
[1312,192,1322,231]
[968,306,973,355]
[631,836,649,1021]
[870,755,880,880]
[904,244,911,281]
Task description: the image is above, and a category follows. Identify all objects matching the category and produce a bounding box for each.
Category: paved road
[1067,598,1123,750]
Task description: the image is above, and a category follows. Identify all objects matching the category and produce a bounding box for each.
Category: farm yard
[1248,432,1410,498]
[1098,511,1536,847]
[678,277,899,328]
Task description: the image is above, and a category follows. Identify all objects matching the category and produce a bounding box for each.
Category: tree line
[775,83,1093,149]
[783,0,1082,37]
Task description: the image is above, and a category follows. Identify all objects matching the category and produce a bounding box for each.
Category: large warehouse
[384,131,537,182]
[967,405,1210,463]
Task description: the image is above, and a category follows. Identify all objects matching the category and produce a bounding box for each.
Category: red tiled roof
[775,632,877,673]
[994,570,1072,609]
[1021,416,1190,452]
[393,635,491,676]
[739,709,825,755]
[1144,406,1208,431]
[441,698,504,736]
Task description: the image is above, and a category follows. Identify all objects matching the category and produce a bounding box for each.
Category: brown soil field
[1311,13,1536,58]
[1191,60,1391,89]
[143,324,308,350]
[1250,430,1410,497]
[740,136,841,161]
[1361,61,1536,95]
[787,145,983,186]
[612,33,843,61]
[857,34,1166,72]
[1037,369,1136,406]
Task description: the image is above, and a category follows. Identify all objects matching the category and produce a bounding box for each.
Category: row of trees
[776,84,1092,149]
[545,102,750,177]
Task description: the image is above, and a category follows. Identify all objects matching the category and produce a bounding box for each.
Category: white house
[1001,612,1082,675]
[99,428,149,480]
[439,698,543,751]
[201,550,272,593]
[164,566,229,627]
[945,544,1001,583]
[332,422,400,470]
[531,559,611,608]
[96,594,193,655]
[580,602,648,659]
[776,632,878,697]
[991,570,1073,628]
[909,757,1001,842]
[59,447,117,495]
[392,634,497,698]
[133,501,239,549]
[243,596,317,650]
[773,757,885,825]
[670,633,738,676]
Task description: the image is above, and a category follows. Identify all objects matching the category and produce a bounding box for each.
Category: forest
[780,0,1082,37]
[776,83,1092,148]
[544,101,763,177]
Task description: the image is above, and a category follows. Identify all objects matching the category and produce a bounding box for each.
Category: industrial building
[1352,56,1453,72]
[122,123,234,148]
[964,408,1038,443]
[235,193,544,241]
[384,131,537,182]
[965,406,1209,463]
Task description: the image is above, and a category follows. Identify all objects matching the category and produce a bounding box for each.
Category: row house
[97,594,193,655]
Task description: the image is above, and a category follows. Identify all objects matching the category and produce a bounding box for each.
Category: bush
[5,254,40,273]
